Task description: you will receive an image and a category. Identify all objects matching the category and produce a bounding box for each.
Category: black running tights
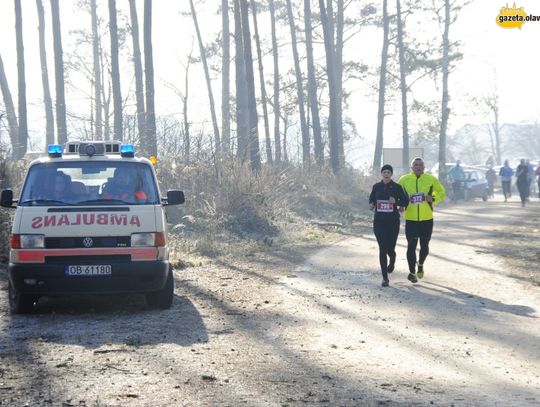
[373,218,400,280]
[405,220,434,273]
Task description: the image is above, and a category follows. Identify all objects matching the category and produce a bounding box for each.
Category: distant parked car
[462,169,489,201]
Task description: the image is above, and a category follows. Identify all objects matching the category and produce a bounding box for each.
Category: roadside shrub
[157,158,372,258]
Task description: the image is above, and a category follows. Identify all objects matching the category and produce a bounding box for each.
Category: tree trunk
[0,53,19,154]
[304,0,323,166]
[335,0,345,167]
[50,0,67,145]
[250,0,272,165]
[285,0,310,167]
[183,55,191,160]
[492,109,501,166]
[283,115,289,163]
[486,124,495,162]
[373,0,389,172]
[484,93,502,166]
[221,0,231,155]
[128,0,146,149]
[234,0,249,162]
[326,0,333,42]
[319,0,340,174]
[101,56,111,140]
[144,0,157,156]
[108,0,122,141]
[240,0,261,172]
[269,0,281,164]
[36,0,54,149]
[438,0,450,183]
[396,0,410,169]
[90,0,103,140]
[15,0,28,159]
[189,0,221,158]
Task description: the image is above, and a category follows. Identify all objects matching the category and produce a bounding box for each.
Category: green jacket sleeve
[432,176,446,204]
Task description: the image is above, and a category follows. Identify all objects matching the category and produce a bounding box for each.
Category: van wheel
[9,281,36,314]
[482,194,488,202]
[146,268,174,310]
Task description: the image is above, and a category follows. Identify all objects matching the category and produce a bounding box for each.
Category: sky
[0,0,539,167]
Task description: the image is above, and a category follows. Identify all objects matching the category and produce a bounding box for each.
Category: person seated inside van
[103,167,147,202]
[49,172,75,202]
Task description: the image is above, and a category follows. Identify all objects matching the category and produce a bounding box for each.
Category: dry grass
[0,156,373,262]
[159,160,373,260]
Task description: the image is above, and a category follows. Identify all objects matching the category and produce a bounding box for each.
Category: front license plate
[65,265,112,276]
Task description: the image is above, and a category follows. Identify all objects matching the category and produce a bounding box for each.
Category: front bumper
[8,260,169,295]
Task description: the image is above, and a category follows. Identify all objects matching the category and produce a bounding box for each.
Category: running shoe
[407,273,418,283]
[382,279,389,287]
[417,264,424,279]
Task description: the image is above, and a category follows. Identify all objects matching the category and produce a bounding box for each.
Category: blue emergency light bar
[48,144,62,157]
[120,144,135,157]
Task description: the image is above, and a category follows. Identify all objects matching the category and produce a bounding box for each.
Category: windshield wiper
[76,198,132,205]
[21,199,75,206]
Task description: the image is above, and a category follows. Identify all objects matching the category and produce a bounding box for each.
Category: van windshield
[19,161,160,206]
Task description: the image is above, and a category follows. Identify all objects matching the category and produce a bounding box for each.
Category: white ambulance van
[1,141,184,313]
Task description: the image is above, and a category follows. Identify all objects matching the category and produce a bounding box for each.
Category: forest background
[1,0,540,257]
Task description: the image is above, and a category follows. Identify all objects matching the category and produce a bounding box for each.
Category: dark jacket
[369,180,409,222]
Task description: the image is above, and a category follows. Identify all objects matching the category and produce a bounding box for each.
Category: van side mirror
[164,190,185,205]
[1,189,14,208]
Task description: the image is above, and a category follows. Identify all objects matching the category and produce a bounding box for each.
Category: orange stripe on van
[17,247,158,263]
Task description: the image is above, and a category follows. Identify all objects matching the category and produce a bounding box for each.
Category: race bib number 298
[376,200,394,212]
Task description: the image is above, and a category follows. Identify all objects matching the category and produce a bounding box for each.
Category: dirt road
[1,197,539,406]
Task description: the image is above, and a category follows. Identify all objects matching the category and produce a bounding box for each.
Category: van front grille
[45,236,130,249]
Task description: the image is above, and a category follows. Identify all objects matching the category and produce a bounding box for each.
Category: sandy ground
[0,194,539,406]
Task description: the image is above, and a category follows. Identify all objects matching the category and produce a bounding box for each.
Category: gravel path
[0,197,539,406]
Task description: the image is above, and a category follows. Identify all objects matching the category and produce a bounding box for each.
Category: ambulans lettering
[130,216,141,227]
[31,217,42,228]
[83,214,94,224]
[111,214,127,225]
[44,215,56,227]
[30,214,141,229]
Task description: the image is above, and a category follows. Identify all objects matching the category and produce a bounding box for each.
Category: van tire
[9,281,36,314]
[146,268,174,309]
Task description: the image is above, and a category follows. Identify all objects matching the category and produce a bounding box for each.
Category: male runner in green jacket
[398,157,446,283]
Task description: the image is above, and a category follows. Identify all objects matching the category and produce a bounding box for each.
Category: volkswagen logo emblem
[82,237,94,248]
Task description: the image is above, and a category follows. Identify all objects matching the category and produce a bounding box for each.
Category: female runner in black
[369,164,409,287]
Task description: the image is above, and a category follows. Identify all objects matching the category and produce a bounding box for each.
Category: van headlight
[15,234,45,249]
[131,232,165,247]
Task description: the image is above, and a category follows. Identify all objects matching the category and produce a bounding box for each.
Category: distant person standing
[447,160,465,202]
[499,160,514,202]
[485,165,497,198]
[369,165,409,287]
[515,159,529,207]
[398,158,446,283]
